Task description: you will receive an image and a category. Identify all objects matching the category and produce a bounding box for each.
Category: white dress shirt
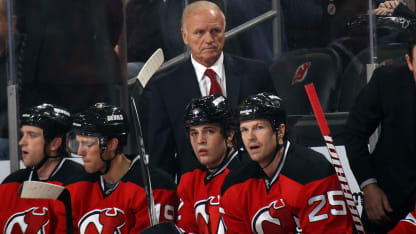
[191,52,227,97]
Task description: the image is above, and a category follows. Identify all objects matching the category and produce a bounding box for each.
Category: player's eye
[28,133,40,138]
[80,140,96,148]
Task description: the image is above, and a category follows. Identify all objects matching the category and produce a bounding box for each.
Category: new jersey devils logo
[78,207,125,234]
[292,62,311,85]
[195,196,222,234]
[4,207,49,234]
[252,199,285,234]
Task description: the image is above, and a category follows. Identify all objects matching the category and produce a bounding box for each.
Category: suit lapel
[177,59,202,108]
[184,59,201,96]
[224,54,241,106]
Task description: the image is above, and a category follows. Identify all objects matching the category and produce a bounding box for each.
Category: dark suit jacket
[344,63,416,219]
[144,54,275,178]
[18,0,124,113]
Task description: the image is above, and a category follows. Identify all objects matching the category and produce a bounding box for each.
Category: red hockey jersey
[389,203,416,234]
[177,151,244,234]
[65,157,179,233]
[220,141,354,233]
[0,158,85,233]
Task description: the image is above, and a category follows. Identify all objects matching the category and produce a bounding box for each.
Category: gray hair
[181,1,226,33]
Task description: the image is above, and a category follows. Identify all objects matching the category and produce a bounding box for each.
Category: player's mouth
[249,145,260,152]
[198,149,209,156]
[82,159,90,164]
[21,150,29,157]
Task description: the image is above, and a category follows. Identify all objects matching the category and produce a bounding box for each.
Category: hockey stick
[19,181,73,234]
[136,48,164,88]
[129,49,165,226]
[304,83,365,233]
[141,221,183,234]
[131,97,158,226]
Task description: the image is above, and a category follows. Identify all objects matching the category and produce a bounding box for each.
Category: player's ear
[277,124,286,142]
[406,54,414,71]
[107,138,119,151]
[48,137,62,152]
[226,130,235,148]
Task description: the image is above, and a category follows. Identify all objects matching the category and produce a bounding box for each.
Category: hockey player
[220,92,354,233]
[0,103,84,233]
[177,94,248,233]
[65,103,178,233]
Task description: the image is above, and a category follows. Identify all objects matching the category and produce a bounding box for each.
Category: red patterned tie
[205,69,223,95]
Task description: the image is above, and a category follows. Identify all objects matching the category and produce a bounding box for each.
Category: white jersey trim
[267,141,291,187]
[401,212,416,226]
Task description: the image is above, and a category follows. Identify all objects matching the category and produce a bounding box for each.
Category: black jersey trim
[204,150,239,184]
[280,144,336,185]
[221,160,264,195]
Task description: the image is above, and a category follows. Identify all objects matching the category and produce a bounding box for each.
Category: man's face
[75,135,106,174]
[406,46,416,83]
[189,123,227,169]
[240,119,277,168]
[19,125,46,167]
[181,8,225,67]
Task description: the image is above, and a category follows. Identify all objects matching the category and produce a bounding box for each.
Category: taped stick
[130,49,165,226]
[304,83,365,233]
[19,181,73,234]
[137,48,164,88]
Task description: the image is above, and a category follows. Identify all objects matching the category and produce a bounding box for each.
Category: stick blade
[137,48,164,88]
[19,181,65,200]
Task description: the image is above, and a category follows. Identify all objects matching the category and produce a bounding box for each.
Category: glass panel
[0,0,14,161]
[16,0,127,113]
[3,0,128,175]
[3,0,414,175]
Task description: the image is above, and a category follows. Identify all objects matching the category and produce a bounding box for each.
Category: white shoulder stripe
[402,212,416,226]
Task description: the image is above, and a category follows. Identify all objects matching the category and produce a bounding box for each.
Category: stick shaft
[131,97,158,226]
[304,83,365,233]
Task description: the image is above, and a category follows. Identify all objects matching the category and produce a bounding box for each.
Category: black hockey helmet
[238,92,286,131]
[184,94,235,137]
[20,103,72,140]
[71,103,129,149]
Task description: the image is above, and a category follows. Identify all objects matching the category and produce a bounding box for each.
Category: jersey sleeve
[130,189,153,232]
[153,188,178,223]
[50,199,73,234]
[57,181,86,234]
[295,174,354,233]
[389,205,416,234]
[127,185,176,233]
[176,179,199,234]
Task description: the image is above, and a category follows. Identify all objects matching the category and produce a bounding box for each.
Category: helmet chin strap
[35,138,62,171]
[98,139,119,175]
[98,148,114,175]
[261,131,285,170]
[206,139,232,172]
